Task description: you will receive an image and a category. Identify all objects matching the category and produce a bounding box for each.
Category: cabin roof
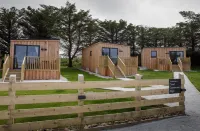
[11,38,60,41]
[142,47,186,49]
[83,42,129,49]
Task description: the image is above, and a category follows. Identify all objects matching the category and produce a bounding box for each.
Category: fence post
[179,73,185,114]
[135,74,142,120]
[7,75,16,131]
[78,74,84,130]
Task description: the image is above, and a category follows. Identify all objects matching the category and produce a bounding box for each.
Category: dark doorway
[102,47,118,65]
[14,45,40,69]
[169,51,184,64]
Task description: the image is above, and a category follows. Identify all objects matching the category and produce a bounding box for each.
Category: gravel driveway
[104,72,200,131]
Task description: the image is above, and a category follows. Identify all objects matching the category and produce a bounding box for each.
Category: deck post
[7,75,16,131]
[78,74,85,130]
[179,73,185,114]
[135,74,142,120]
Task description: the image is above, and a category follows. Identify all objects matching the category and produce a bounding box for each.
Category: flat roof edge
[11,38,60,41]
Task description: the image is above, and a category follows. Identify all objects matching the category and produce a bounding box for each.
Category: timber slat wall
[82,43,131,76]
[10,40,60,80]
[0,74,185,131]
[120,57,138,76]
[141,47,186,70]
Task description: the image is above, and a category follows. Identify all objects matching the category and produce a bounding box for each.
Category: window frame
[102,47,118,57]
[151,51,157,58]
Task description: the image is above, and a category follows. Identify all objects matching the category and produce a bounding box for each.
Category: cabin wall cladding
[10,40,60,80]
[141,47,186,69]
[25,70,60,80]
[82,42,131,74]
[10,40,59,59]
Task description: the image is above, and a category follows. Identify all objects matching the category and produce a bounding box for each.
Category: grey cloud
[1,0,200,27]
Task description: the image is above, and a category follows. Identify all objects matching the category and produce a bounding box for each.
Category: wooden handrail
[178,58,183,72]
[21,57,26,81]
[107,56,115,78]
[2,55,10,82]
[168,57,172,71]
[25,56,59,70]
[118,57,126,77]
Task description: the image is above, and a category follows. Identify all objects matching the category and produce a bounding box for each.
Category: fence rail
[0,74,185,131]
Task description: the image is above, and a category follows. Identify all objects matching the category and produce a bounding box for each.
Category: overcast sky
[1,0,200,27]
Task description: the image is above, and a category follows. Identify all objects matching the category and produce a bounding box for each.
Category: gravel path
[104,72,200,131]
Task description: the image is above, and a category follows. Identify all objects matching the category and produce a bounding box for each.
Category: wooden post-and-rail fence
[0,74,185,131]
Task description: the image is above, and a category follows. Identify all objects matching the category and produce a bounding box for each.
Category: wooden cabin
[141,47,191,71]
[82,43,138,78]
[2,39,60,82]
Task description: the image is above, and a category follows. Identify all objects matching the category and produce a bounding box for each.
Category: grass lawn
[129,69,173,79]
[61,67,115,81]
[185,67,200,91]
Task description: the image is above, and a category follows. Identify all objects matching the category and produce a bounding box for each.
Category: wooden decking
[2,55,60,81]
[99,56,138,78]
[155,57,191,72]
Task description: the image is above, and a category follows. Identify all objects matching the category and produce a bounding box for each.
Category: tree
[178,11,200,51]
[83,19,99,46]
[58,2,94,67]
[98,19,127,43]
[19,5,59,39]
[125,24,137,55]
[0,7,20,54]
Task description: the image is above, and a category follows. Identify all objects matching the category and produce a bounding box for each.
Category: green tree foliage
[58,2,94,67]
[0,1,200,66]
[18,5,59,39]
[98,19,127,43]
[177,11,200,51]
[0,7,20,54]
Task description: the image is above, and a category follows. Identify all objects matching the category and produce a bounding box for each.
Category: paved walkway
[105,72,200,131]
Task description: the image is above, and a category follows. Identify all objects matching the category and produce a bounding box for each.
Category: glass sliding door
[14,45,40,69]
[14,45,27,69]
[169,51,184,64]
[102,47,118,65]
[110,48,118,65]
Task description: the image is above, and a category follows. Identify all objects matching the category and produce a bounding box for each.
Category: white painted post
[179,73,185,114]
[78,74,84,129]
[8,75,16,131]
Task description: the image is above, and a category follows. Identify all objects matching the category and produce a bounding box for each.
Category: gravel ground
[104,72,200,131]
